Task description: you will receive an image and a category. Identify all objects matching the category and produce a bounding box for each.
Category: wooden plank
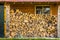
[0,0,60,2]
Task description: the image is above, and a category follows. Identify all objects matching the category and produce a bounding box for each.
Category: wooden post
[58,5,60,38]
[4,2,10,37]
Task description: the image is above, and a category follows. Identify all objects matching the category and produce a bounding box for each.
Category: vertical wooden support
[4,3,10,37]
[4,2,6,37]
[58,5,60,38]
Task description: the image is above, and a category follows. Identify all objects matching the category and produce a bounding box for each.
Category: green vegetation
[0,38,59,40]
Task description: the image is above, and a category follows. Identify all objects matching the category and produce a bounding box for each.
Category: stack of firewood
[6,9,57,38]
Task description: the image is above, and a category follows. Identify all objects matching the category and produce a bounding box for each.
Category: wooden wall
[10,4,58,15]
[50,5,58,15]
[10,4,34,14]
